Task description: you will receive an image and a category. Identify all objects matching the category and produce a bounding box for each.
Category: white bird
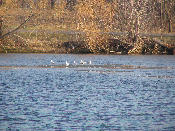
[80,60,86,65]
[74,61,77,65]
[50,60,54,64]
[89,60,92,65]
[66,61,70,66]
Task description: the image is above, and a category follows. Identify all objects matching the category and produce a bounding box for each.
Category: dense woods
[0,0,175,54]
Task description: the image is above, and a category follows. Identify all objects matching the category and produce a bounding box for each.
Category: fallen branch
[0,14,34,40]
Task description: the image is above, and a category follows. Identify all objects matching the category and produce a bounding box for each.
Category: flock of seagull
[50,59,92,67]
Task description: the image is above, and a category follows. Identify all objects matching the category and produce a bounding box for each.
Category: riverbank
[0,7,175,55]
[1,25,175,54]
[0,36,175,55]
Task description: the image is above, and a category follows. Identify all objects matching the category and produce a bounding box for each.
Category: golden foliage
[75,0,116,53]
[38,0,48,10]
[54,1,67,18]
[2,0,18,8]
[1,0,174,54]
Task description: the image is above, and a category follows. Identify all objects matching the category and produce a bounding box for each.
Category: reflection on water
[0,54,175,130]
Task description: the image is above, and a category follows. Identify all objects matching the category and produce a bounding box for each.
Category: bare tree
[50,0,55,9]
[0,0,3,6]
[0,17,2,37]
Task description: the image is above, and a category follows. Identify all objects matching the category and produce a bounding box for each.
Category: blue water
[0,54,175,130]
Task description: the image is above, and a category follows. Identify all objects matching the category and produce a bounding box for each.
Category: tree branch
[0,14,34,39]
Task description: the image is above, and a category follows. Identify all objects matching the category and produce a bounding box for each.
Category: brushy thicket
[75,0,116,53]
[0,0,175,53]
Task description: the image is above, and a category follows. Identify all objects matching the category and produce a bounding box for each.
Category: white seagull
[50,60,54,64]
[80,60,86,65]
[66,61,70,66]
[74,61,77,65]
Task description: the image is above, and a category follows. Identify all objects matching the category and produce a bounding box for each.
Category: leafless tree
[0,0,3,6]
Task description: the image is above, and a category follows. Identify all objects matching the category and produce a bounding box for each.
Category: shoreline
[1,38,174,55]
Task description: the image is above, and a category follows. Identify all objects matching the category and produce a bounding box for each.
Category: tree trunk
[51,0,55,9]
[161,0,164,26]
[168,19,172,33]
[0,0,2,6]
[0,17,2,37]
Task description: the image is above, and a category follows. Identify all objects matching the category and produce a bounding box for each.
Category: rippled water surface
[0,54,175,130]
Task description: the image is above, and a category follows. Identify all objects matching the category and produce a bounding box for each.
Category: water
[0,54,175,131]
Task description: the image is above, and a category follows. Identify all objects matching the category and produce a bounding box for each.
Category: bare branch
[0,14,34,40]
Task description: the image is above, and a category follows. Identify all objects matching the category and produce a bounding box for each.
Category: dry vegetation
[75,0,116,53]
[0,0,175,54]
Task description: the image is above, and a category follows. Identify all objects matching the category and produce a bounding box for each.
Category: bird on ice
[74,61,77,65]
[50,60,54,64]
[66,61,70,66]
[80,60,86,65]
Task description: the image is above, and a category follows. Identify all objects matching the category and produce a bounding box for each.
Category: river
[0,54,175,130]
